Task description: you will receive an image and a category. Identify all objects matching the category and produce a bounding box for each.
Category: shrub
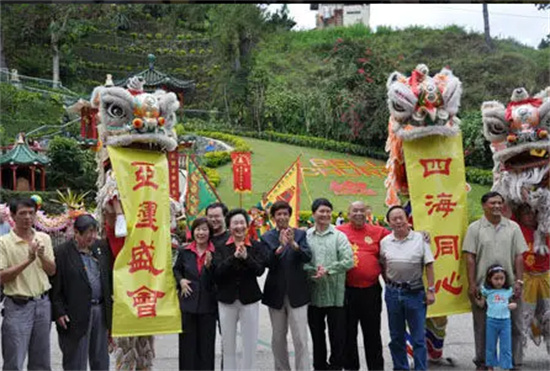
[195,131,252,152]
[200,166,221,187]
[204,151,231,168]
[465,167,493,186]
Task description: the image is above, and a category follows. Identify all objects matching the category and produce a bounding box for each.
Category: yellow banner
[108,147,181,336]
[403,134,470,317]
[265,158,301,228]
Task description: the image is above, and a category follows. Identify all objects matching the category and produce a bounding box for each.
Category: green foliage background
[1,4,549,173]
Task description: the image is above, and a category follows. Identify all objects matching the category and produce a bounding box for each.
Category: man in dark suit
[261,200,312,371]
[50,215,113,371]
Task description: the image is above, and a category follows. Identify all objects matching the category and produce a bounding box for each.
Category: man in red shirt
[337,201,390,370]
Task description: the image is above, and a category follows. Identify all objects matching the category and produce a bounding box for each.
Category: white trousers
[219,300,260,370]
[269,297,310,370]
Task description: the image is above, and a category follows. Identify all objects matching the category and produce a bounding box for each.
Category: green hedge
[195,131,251,152]
[204,151,231,168]
[187,130,253,169]
[246,131,388,160]
[185,120,495,186]
[465,167,493,186]
[201,167,221,188]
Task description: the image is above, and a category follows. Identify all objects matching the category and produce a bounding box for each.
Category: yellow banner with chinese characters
[265,157,301,228]
[108,147,181,337]
[403,134,470,317]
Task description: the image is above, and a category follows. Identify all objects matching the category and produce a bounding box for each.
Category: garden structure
[0,133,50,191]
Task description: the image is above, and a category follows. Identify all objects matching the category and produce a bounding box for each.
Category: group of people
[172,198,435,371]
[0,190,547,371]
[0,199,112,371]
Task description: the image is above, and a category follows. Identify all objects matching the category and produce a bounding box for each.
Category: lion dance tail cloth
[92,76,182,370]
[482,87,550,354]
[384,64,463,365]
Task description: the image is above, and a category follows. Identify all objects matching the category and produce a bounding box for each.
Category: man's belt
[386,280,424,291]
[91,298,104,305]
[7,292,48,303]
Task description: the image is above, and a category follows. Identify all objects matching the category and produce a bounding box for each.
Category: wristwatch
[427,286,436,293]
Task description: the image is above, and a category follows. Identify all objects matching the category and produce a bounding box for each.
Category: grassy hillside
[215,137,489,220]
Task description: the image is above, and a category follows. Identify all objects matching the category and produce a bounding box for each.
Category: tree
[266,5,296,31]
[1,4,108,86]
[539,34,550,49]
[46,136,97,192]
[482,4,494,50]
[207,4,270,124]
[0,83,65,142]
[48,5,108,87]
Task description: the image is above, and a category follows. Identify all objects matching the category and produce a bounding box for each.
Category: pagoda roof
[115,54,195,94]
[0,134,50,166]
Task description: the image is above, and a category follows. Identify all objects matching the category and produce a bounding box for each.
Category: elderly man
[0,198,56,370]
[262,200,312,371]
[305,198,354,370]
[337,201,389,370]
[380,205,435,371]
[463,191,527,370]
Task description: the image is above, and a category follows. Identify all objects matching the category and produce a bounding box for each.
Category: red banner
[166,151,180,201]
[231,152,252,193]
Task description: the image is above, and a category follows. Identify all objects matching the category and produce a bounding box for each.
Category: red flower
[357,58,367,63]
[357,68,365,75]
[336,37,343,43]
[365,76,374,83]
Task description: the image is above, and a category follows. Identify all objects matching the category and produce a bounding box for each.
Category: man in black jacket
[50,215,113,371]
[261,201,312,370]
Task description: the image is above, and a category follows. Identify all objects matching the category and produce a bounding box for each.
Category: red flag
[231,152,252,193]
[166,151,180,201]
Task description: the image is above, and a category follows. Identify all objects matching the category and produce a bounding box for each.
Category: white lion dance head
[92,75,181,224]
[482,87,550,254]
[385,63,462,206]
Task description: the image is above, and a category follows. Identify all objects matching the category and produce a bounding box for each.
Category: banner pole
[239,193,243,209]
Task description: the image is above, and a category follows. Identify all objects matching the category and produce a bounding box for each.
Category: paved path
[2,275,550,370]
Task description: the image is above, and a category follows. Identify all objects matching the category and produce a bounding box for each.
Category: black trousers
[308,305,346,370]
[344,284,384,370]
[178,312,217,370]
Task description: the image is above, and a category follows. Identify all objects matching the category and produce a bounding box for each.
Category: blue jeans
[385,287,427,370]
[486,317,512,369]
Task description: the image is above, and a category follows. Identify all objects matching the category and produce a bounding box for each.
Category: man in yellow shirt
[0,198,56,371]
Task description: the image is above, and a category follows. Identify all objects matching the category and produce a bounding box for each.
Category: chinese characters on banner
[403,134,471,317]
[264,157,302,228]
[231,152,252,192]
[107,147,181,336]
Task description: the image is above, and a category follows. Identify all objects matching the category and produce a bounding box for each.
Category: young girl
[476,264,517,370]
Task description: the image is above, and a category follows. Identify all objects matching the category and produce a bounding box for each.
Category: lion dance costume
[92,76,181,370]
[384,63,463,365]
[482,87,550,354]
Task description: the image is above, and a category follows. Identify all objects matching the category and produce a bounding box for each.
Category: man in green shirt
[305,198,353,370]
[463,191,527,370]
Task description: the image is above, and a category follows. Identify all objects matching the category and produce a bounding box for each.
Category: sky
[268,4,548,49]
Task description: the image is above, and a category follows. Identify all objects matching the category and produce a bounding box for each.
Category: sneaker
[115,214,128,237]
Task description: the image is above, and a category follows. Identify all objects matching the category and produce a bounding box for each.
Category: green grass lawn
[215,137,489,220]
